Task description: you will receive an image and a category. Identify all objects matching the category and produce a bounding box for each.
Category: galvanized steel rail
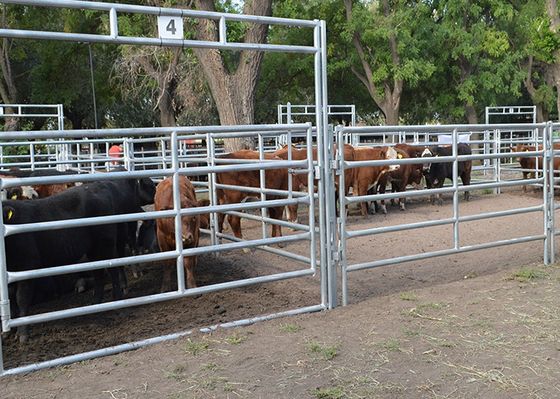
[0,0,330,376]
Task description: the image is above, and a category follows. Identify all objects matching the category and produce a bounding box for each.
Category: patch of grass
[403,328,421,337]
[482,188,493,195]
[280,323,302,333]
[510,267,549,282]
[314,386,344,399]
[380,338,401,352]
[416,302,445,311]
[184,338,209,356]
[166,364,186,381]
[308,341,338,361]
[225,333,246,345]
[202,362,219,372]
[399,292,418,301]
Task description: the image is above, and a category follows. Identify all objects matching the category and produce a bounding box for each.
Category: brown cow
[273,144,355,223]
[376,146,423,212]
[215,150,288,242]
[351,146,399,216]
[514,143,560,192]
[154,176,204,292]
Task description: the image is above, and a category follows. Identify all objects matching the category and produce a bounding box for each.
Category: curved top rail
[0,0,319,28]
[336,123,547,134]
[0,122,312,140]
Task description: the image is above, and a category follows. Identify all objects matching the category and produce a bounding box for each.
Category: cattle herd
[1,139,545,343]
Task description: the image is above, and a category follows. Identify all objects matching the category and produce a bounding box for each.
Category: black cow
[136,219,158,255]
[3,176,155,342]
[422,143,472,205]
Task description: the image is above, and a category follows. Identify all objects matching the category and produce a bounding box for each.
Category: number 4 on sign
[157,16,184,40]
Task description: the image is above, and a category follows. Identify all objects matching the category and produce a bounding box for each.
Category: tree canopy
[1,0,560,131]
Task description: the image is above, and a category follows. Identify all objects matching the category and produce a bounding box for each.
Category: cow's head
[135,177,157,205]
[421,147,435,173]
[180,197,202,248]
[385,147,400,172]
[6,186,38,200]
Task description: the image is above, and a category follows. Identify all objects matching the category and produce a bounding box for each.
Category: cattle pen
[0,0,334,376]
[0,0,560,379]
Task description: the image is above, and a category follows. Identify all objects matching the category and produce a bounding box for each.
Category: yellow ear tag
[524,149,529,152]
[397,153,403,159]
[10,194,17,200]
[7,210,13,220]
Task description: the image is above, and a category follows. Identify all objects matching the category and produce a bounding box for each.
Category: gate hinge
[314,165,321,180]
[331,250,340,262]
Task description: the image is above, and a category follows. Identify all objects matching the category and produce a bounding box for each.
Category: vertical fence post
[548,122,556,264]
[545,122,555,265]
[207,133,219,249]
[493,129,500,195]
[452,129,459,250]
[0,178,11,376]
[305,124,317,273]
[320,20,337,309]
[258,133,267,240]
[336,126,349,306]
[170,131,186,293]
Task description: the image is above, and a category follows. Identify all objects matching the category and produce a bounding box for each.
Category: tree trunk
[525,55,550,122]
[344,0,403,126]
[158,87,176,128]
[0,7,18,131]
[465,104,478,124]
[191,0,272,152]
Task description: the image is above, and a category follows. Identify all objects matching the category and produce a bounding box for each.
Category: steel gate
[0,0,336,375]
[335,123,556,306]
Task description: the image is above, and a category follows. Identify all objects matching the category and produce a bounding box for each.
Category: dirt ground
[2,185,559,398]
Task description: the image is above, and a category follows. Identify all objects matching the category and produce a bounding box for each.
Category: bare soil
[2,186,559,398]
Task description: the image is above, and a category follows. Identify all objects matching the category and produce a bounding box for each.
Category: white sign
[157,16,184,40]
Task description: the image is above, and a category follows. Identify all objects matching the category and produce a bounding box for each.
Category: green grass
[184,338,209,356]
[279,323,302,333]
[166,364,186,381]
[510,268,549,282]
[380,338,401,352]
[308,341,338,360]
[202,362,219,372]
[225,333,246,345]
[314,387,344,399]
[399,292,418,301]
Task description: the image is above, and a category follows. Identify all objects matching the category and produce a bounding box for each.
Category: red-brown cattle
[351,146,399,217]
[273,144,355,222]
[215,150,288,242]
[514,144,560,192]
[154,176,204,292]
[376,144,425,212]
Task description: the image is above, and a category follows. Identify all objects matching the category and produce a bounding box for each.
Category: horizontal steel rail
[223,210,310,232]
[214,231,313,266]
[1,0,318,27]
[0,123,310,140]
[347,235,545,273]
[8,267,316,329]
[4,197,307,236]
[1,304,325,377]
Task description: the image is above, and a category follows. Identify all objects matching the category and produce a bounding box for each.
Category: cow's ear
[136,178,156,204]
[3,205,15,222]
[380,150,386,159]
